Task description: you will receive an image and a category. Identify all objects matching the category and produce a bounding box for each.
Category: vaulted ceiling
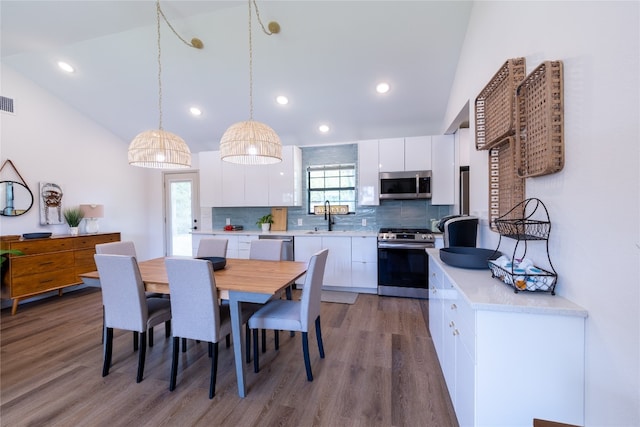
[1,1,472,153]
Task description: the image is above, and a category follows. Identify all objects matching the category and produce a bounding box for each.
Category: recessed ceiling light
[376,82,390,94]
[276,95,289,105]
[189,107,202,116]
[57,61,74,73]
[318,124,330,133]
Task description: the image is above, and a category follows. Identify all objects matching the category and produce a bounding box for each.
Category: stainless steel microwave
[379,170,432,200]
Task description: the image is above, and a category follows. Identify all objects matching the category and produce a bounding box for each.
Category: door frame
[163,171,200,256]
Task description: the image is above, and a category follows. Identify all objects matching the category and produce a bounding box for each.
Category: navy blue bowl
[439,247,501,269]
[196,256,226,271]
[22,232,52,240]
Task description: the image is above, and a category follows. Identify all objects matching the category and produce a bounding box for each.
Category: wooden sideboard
[1,232,120,315]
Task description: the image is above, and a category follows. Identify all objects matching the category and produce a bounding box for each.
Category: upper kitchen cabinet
[431,134,455,205]
[357,140,379,206]
[199,146,302,207]
[378,136,433,172]
[268,145,302,206]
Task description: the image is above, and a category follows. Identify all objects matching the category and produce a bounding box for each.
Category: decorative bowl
[22,232,52,240]
[439,247,501,269]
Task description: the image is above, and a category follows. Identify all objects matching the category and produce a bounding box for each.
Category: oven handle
[377,242,435,250]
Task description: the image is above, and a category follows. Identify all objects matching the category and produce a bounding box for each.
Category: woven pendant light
[128,1,202,169]
[220,0,282,165]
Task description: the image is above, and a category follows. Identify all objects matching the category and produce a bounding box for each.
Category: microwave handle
[415,173,420,197]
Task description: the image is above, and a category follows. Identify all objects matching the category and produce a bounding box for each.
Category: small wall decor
[39,182,64,225]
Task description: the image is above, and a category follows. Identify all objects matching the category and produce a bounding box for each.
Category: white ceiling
[1,0,472,154]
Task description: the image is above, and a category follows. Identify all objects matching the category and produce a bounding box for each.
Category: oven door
[377,243,430,299]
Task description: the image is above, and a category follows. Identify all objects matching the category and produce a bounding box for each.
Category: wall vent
[0,96,15,114]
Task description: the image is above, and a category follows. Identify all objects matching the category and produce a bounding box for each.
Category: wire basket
[488,261,557,293]
[515,60,564,177]
[475,57,526,150]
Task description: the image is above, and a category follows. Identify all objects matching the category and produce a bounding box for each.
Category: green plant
[63,207,84,227]
[0,249,23,267]
[256,214,274,226]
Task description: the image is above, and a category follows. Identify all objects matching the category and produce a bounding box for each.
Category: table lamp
[80,204,104,234]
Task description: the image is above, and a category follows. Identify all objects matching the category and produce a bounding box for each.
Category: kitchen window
[307,164,356,214]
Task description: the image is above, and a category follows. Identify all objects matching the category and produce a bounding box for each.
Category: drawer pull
[449,321,455,328]
[453,329,459,336]
[40,279,54,284]
[40,261,55,266]
[450,303,457,310]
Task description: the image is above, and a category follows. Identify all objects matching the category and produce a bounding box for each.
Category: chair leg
[261,329,267,353]
[165,320,171,338]
[253,329,260,373]
[136,331,147,383]
[133,331,139,351]
[302,331,313,381]
[182,337,187,353]
[169,337,180,391]
[315,316,325,358]
[102,327,114,377]
[209,342,219,399]
[149,327,154,347]
[275,330,279,350]
[226,334,231,349]
[245,324,251,363]
[208,342,213,358]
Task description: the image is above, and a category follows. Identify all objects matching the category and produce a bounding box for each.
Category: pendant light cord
[156,1,163,130]
[248,0,276,121]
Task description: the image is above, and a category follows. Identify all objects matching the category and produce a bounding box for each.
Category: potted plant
[63,207,84,236]
[256,214,273,232]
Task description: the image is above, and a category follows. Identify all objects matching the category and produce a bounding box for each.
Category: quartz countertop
[194,229,378,237]
[426,248,588,318]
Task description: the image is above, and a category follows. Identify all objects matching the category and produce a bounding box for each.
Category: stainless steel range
[377,228,435,299]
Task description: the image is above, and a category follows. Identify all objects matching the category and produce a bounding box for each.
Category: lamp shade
[220,120,282,165]
[79,204,104,218]
[128,129,191,169]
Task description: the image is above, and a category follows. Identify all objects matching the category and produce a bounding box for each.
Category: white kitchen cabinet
[378,138,405,172]
[237,234,258,259]
[294,235,351,288]
[198,147,301,207]
[428,252,586,427]
[431,134,455,205]
[357,140,380,206]
[268,145,302,206]
[350,236,377,290]
[294,236,322,287]
[198,151,223,207]
[404,135,432,171]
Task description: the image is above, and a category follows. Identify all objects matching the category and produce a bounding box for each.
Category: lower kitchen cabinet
[350,236,377,290]
[294,235,353,289]
[192,233,257,259]
[427,252,587,427]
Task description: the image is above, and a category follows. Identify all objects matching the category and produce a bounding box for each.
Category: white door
[164,171,200,256]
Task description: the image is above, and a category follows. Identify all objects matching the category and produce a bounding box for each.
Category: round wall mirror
[0,180,34,216]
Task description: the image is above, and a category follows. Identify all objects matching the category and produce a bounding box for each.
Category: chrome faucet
[324,200,333,231]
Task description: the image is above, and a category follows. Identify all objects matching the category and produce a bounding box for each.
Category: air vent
[0,96,15,114]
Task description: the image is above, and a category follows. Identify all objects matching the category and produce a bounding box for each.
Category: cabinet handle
[449,321,455,328]
[453,329,459,336]
[450,303,457,310]
[40,261,54,266]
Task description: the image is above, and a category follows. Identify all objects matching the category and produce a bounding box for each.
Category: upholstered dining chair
[95,240,163,346]
[94,254,172,383]
[165,257,245,399]
[248,239,286,352]
[248,248,329,381]
[196,238,229,258]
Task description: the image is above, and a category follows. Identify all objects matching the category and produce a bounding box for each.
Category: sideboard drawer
[74,233,120,250]
[10,252,75,277]
[11,269,78,297]
[10,239,73,255]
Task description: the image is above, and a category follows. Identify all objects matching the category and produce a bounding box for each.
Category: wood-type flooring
[1,288,458,427]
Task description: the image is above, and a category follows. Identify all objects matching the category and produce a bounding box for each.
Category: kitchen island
[426,248,587,427]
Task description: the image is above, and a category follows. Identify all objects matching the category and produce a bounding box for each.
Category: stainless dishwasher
[257,234,294,261]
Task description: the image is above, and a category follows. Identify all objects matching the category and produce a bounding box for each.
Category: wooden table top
[80,257,308,298]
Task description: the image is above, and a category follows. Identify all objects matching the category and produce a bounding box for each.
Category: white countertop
[426,248,588,318]
[194,230,378,237]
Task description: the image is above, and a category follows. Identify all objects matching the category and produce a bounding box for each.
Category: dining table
[80,256,308,398]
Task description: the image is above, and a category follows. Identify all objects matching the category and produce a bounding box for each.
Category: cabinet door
[268,145,302,206]
[199,151,222,207]
[244,167,269,206]
[351,236,377,289]
[294,236,322,287]
[429,256,446,361]
[378,138,405,172]
[431,134,455,205]
[221,162,245,207]
[357,140,380,206]
[238,235,259,259]
[404,135,432,171]
[321,236,352,287]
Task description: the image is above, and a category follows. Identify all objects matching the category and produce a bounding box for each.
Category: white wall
[445,2,639,426]
[0,64,168,266]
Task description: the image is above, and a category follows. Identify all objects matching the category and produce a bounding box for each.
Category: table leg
[228,294,246,398]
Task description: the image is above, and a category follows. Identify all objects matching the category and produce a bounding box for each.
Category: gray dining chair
[95,240,163,346]
[165,257,249,398]
[94,254,172,383]
[196,238,229,258]
[248,248,329,381]
[248,239,286,352]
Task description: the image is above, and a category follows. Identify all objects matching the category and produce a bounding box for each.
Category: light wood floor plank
[1,288,457,427]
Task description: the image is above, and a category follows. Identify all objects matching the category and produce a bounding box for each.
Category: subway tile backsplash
[208,144,454,232]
